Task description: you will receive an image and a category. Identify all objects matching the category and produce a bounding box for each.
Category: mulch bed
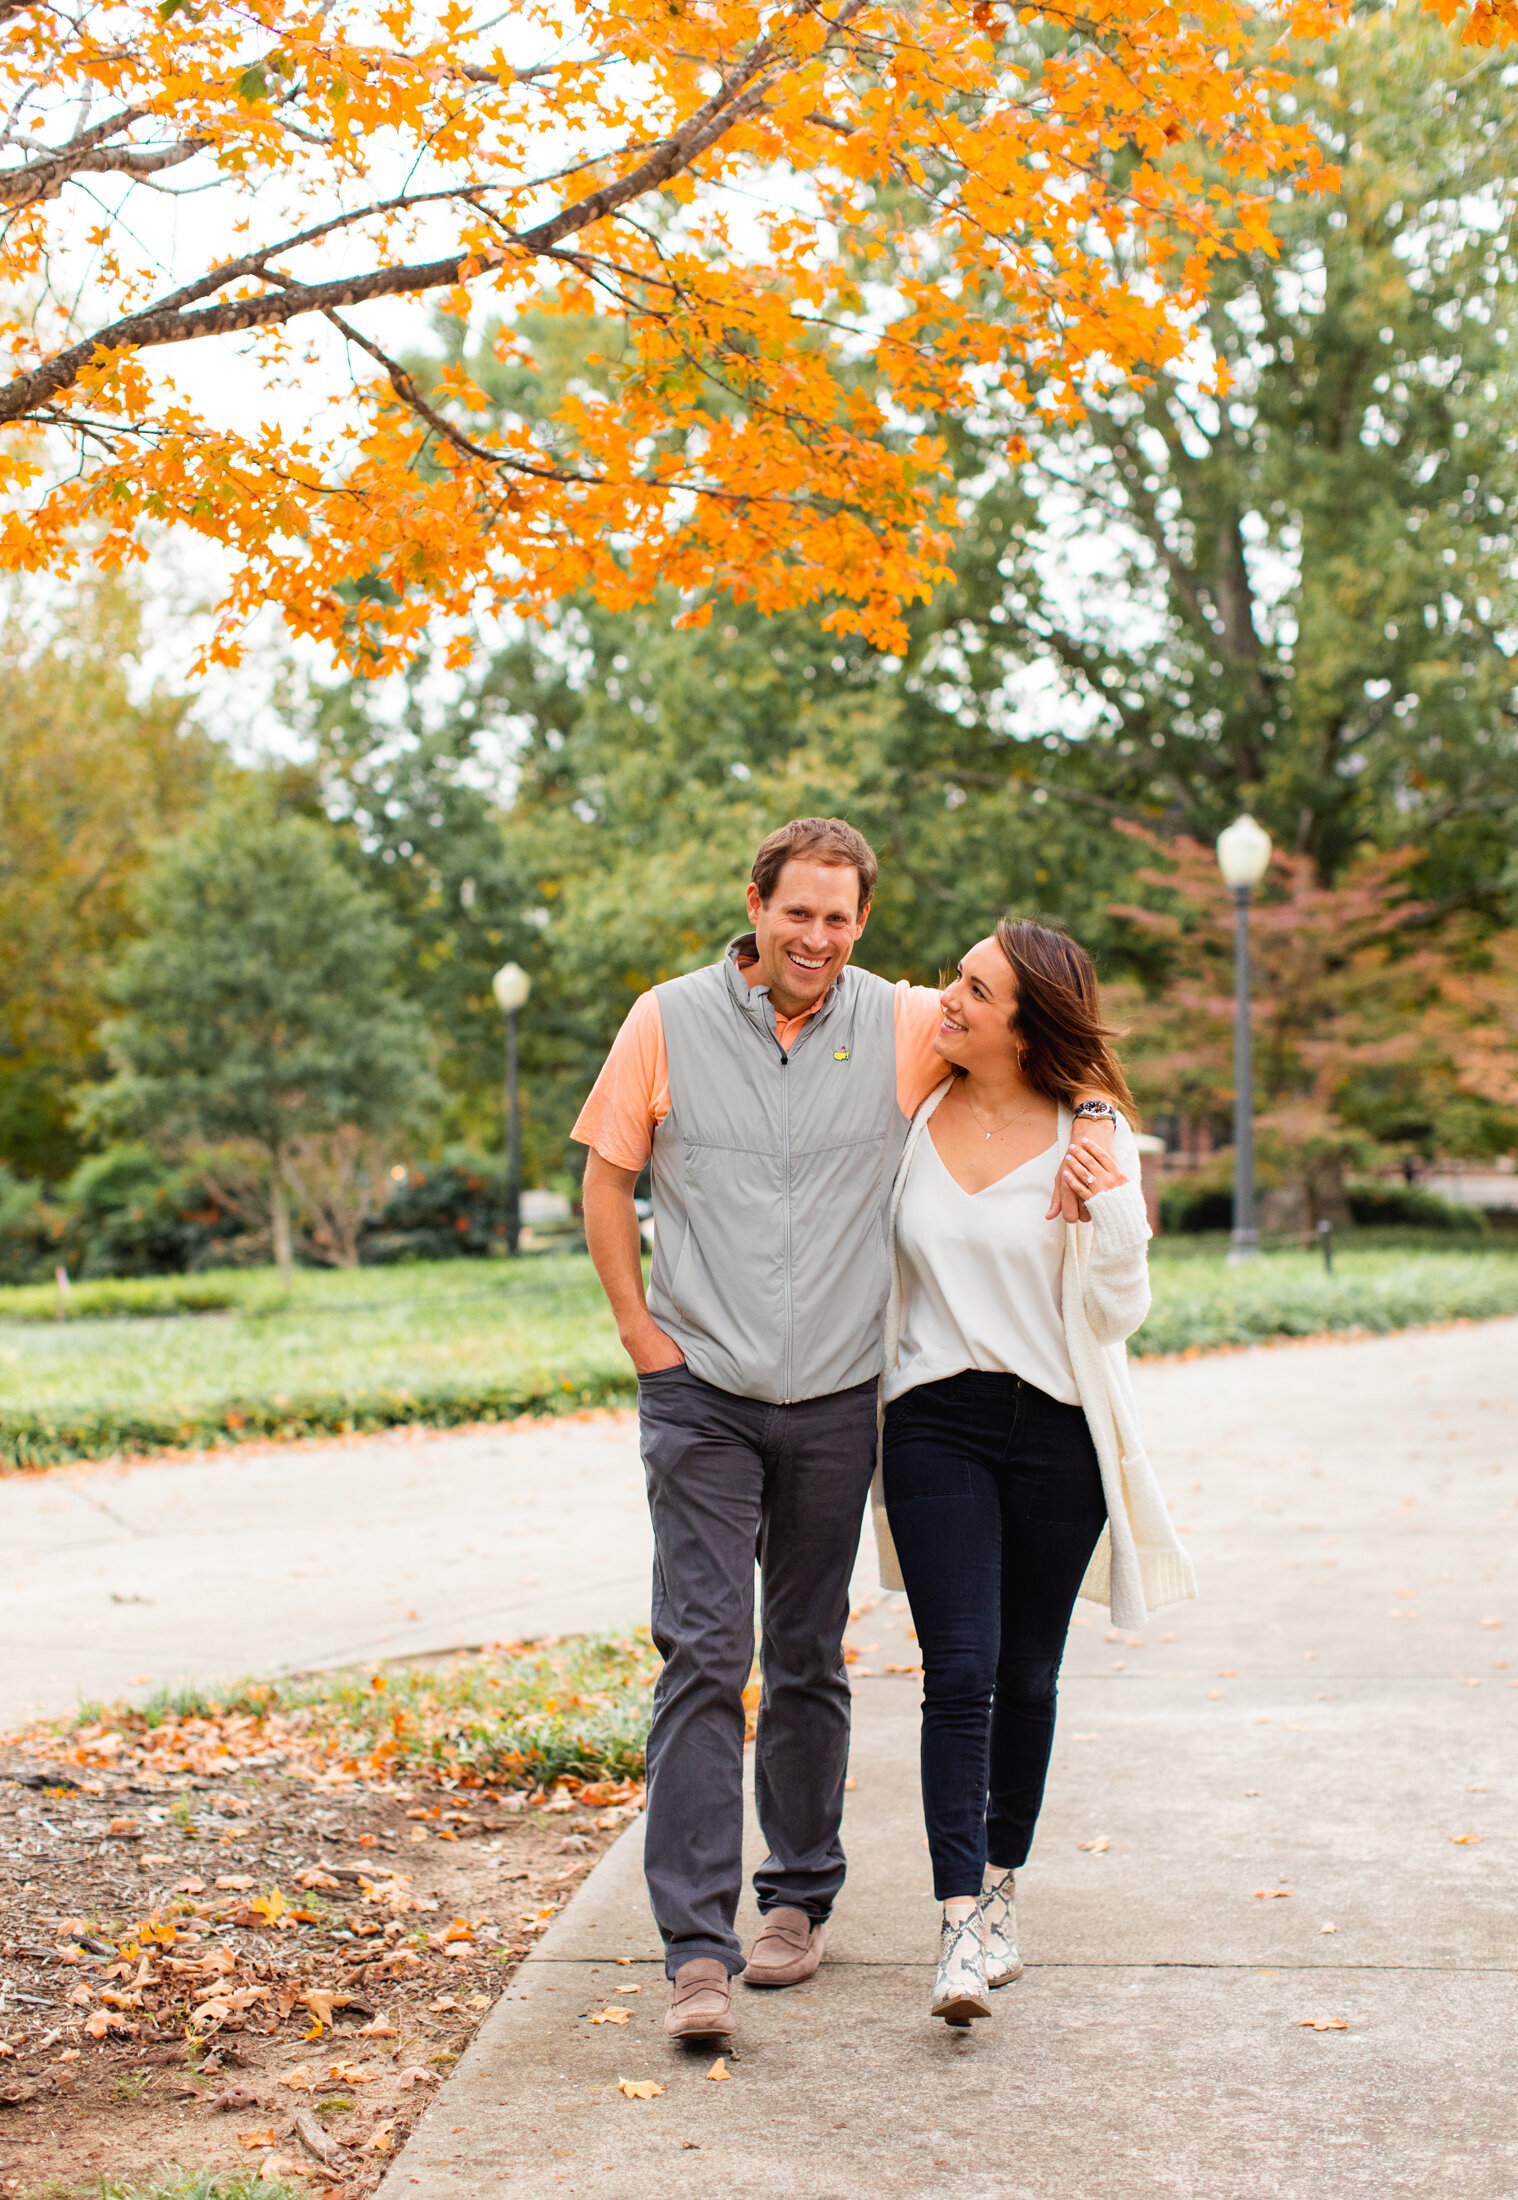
[0,1752,638,2195]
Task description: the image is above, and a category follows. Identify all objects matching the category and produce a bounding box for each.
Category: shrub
[1346,1181,1488,1233]
[67,1145,259,1278]
[1160,1182,1235,1233]
[361,1153,514,1263]
[0,1165,70,1282]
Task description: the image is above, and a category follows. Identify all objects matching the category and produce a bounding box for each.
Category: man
[574,817,1108,2041]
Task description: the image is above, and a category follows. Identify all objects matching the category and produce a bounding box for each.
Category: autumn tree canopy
[0,0,1371,669]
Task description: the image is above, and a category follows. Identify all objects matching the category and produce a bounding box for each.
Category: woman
[870,919,1194,2026]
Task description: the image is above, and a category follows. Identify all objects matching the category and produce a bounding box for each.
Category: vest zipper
[780,1044,793,1402]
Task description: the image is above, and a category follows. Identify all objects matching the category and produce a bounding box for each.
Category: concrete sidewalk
[378,1320,1518,2200]
[0,1414,654,1727]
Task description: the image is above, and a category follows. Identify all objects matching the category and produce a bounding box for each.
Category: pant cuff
[664,1941,745,1980]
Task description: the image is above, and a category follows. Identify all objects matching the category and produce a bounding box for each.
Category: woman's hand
[1049,1124,1128,1223]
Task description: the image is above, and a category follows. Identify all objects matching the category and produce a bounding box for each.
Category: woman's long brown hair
[990,919,1138,1126]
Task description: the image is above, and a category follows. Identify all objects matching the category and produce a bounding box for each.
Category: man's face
[745,858,869,1015]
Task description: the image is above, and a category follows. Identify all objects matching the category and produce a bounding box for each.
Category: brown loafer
[742,1905,827,1988]
[665,1958,735,2040]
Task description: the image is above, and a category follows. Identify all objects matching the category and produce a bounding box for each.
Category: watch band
[1072,1099,1118,1121]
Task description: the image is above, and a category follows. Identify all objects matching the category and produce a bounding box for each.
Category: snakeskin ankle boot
[978,1870,1023,1988]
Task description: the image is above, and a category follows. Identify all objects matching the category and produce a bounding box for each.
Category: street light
[1215,815,1273,1264]
[492,962,531,1257]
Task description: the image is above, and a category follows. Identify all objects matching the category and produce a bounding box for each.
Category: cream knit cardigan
[869,1083,1196,1629]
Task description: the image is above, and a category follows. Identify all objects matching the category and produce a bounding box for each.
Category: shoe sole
[666,2017,735,2040]
[987,1960,1024,1987]
[931,1994,992,2026]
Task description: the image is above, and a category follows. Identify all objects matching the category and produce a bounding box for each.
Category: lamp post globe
[493,964,531,1255]
[1216,813,1273,893]
[1215,816,1272,1265]
[492,962,531,1015]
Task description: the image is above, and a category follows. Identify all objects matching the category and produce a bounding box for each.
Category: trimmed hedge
[0,1367,638,1469]
[1132,1248,1518,1357]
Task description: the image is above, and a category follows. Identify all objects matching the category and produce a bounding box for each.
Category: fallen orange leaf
[216,1875,255,1891]
[1298,2018,1348,2031]
[1254,1888,1294,1899]
[277,2067,319,2092]
[237,2130,278,2148]
[1078,1835,1109,1854]
[1451,1834,1484,1845]
[617,2078,666,2099]
[590,2008,630,2025]
[706,2057,731,2082]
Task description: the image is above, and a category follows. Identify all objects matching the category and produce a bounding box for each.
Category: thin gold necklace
[958,1082,1041,1142]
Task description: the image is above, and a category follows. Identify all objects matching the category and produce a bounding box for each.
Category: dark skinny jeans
[882,1370,1108,1900]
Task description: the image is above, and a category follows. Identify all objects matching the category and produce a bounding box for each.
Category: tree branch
[0,0,872,426]
[2,133,207,208]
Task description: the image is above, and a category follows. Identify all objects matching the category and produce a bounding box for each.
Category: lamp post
[1215,814,1273,1265]
[492,962,531,1256]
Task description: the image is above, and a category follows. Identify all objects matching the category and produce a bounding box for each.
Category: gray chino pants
[636,1364,878,1978]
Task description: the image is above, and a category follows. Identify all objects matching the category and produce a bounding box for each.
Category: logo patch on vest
[833,1046,850,1061]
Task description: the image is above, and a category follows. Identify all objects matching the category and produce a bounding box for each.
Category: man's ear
[745,880,764,925]
[855,898,871,936]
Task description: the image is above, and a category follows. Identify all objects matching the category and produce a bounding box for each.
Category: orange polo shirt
[573,975,948,1174]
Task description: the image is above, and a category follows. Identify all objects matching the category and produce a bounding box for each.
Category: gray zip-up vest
[646,938,907,1403]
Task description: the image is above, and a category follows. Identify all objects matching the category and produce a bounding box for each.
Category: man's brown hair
[750,817,878,912]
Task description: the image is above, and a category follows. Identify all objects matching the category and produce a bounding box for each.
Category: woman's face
[934,936,1022,1074]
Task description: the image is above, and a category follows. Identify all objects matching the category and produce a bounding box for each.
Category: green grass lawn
[1,1235,1515,1468]
[0,1254,628,1465]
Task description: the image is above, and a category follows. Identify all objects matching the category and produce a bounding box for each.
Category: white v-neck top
[882,1120,1079,1407]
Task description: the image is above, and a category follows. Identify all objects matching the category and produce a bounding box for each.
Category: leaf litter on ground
[0,1629,653,2193]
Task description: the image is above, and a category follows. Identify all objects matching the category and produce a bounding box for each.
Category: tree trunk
[269,1150,294,1285]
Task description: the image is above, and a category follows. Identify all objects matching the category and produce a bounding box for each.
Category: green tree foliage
[435,591,1138,1170]
[312,677,542,1151]
[961,2,1518,896]
[0,583,216,1178]
[87,798,437,1279]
